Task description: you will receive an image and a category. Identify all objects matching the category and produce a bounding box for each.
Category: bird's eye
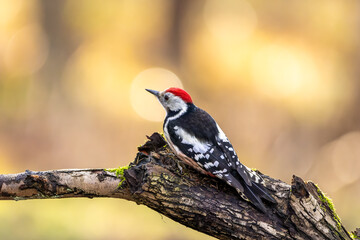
[164,95,169,101]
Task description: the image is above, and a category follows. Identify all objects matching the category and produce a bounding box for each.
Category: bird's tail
[240,181,276,213]
[233,169,277,213]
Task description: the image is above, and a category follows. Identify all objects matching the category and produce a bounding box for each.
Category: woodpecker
[146,87,276,212]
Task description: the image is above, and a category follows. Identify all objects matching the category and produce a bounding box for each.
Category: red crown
[165,88,193,103]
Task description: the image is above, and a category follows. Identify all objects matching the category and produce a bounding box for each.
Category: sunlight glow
[130,68,183,122]
[251,43,319,100]
[204,0,257,44]
[4,24,48,76]
[0,0,22,28]
[63,40,138,118]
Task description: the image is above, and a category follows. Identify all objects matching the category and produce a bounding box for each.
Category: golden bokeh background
[0,0,359,239]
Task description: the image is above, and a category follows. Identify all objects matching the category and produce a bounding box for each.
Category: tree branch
[0,133,355,240]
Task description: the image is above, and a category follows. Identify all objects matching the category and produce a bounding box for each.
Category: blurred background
[0,0,359,239]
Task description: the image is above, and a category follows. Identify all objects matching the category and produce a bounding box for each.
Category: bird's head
[146,87,193,113]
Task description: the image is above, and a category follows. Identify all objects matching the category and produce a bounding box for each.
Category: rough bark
[0,133,355,240]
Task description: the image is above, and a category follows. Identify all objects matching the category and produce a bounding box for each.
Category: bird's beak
[145,89,160,97]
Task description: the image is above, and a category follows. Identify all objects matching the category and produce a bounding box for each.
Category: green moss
[13,197,26,201]
[315,185,342,230]
[350,232,359,239]
[106,165,130,187]
[158,132,168,146]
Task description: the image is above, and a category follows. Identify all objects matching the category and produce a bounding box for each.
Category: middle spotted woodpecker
[146,87,276,212]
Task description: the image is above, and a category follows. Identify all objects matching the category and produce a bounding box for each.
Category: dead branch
[0,133,354,240]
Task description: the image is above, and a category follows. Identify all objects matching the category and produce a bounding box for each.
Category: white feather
[163,94,188,112]
[216,124,229,142]
[174,127,211,153]
[163,107,188,155]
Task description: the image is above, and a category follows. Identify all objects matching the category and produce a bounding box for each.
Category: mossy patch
[351,232,359,239]
[13,196,26,201]
[350,229,360,239]
[315,184,342,230]
[106,165,130,187]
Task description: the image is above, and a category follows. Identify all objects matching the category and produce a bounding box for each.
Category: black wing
[212,126,276,212]
[167,105,276,212]
[165,104,219,143]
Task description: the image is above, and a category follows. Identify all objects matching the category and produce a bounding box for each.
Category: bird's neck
[164,103,194,125]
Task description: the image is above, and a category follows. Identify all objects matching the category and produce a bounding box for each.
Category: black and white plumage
[146,87,276,212]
